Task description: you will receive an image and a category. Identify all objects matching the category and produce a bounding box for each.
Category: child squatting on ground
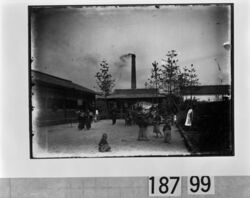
[98,133,111,152]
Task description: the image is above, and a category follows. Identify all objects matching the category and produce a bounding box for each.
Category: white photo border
[0,0,250,178]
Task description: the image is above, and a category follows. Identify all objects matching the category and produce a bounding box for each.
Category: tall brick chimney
[131,54,136,89]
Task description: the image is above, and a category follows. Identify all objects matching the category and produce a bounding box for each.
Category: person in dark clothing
[136,113,150,141]
[111,107,117,125]
[77,111,86,130]
[98,133,111,152]
[85,110,91,130]
[163,122,172,143]
[153,113,163,138]
[76,110,81,127]
[124,110,132,126]
[89,111,94,123]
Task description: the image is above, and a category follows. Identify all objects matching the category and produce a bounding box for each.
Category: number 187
[149,176,181,196]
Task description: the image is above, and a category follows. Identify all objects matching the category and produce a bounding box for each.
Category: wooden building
[180,85,230,101]
[96,88,165,118]
[31,70,96,126]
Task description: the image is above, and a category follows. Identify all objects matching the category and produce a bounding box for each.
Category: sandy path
[33,119,189,158]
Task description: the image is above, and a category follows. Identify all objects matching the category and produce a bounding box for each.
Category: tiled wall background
[0,177,250,198]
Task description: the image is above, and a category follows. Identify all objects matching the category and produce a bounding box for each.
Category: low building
[96,88,165,118]
[181,85,231,101]
[31,70,96,126]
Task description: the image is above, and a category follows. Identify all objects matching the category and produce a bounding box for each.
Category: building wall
[0,177,250,198]
[183,94,224,102]
[96,97,164,119]
[32,83,95,126]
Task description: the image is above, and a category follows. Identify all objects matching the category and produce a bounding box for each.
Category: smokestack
[131,54,136,89]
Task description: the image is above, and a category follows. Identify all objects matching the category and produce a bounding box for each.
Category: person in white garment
[173,114,177,125]
[185,107,193,130]
[94,109,99,122]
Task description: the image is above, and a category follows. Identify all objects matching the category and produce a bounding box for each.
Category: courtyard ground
[33,119,190,158]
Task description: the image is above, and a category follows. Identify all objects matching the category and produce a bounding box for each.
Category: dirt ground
[33,119,189,158]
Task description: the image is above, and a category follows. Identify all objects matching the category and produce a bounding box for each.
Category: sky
[31,5,232,91]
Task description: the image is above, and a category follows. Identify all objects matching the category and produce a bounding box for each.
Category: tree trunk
[105,96,109,119]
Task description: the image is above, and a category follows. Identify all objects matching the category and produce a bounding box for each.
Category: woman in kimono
[185,107,193,131]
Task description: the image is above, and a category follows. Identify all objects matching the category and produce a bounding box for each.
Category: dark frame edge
[231,3,235,156]
[28,6,34,159]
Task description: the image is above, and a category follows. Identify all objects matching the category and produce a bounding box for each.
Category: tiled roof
[180,85,230,95]
[31,70,96,94]
[106,88,165,99]
[102,85,231,99]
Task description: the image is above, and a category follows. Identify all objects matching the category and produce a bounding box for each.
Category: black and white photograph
[30,4,233,158]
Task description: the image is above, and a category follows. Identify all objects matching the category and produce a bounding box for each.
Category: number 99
[190,176,211,193]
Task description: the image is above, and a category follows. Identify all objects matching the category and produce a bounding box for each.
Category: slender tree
[187,64,199,100]
[144,50,200,100]
[95,60,115,112]
[188,64,199,86]
[145,61,162,90]
[161,50,180,94]
[177,66,189,95]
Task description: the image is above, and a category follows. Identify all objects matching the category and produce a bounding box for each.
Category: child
[125,111,132,126]
[98,133,111,152]
[163,122,172,143]
[152,113,163,138]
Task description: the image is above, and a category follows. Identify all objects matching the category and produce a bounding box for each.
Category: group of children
[97,122,172,153]
[152,113,172,143]
[76,108,174,153]
[123,105,173,143]
[76,110,94,130]
[81,105,193,153]
[76,109,112,152]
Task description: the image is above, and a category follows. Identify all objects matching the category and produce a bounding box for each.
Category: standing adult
[76,110,81,129]
[173,114,177,126]
[89,111,94,123]
[185,107,193,131]
[163,121,172,143]
[136,111,150,141]
[152,112,163,138]
[94,109,99,122]
[85,110,92,130]
[111,106,117,125]
[78,110,86,130]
